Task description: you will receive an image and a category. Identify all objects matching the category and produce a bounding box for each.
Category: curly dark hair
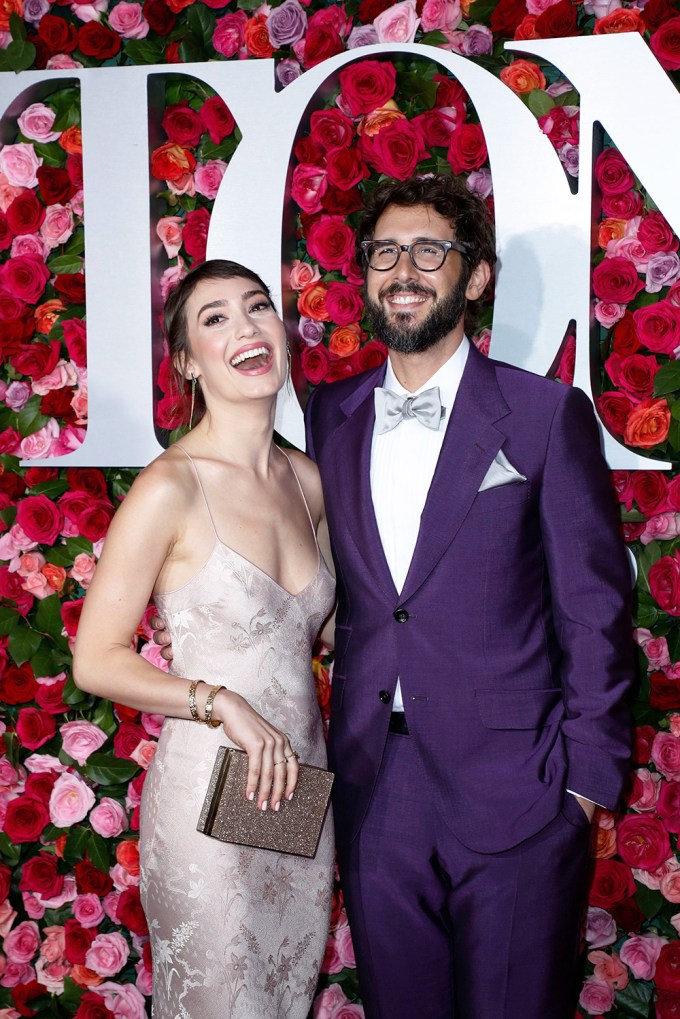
[358,175,496,336]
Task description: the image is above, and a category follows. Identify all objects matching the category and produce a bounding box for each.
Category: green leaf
[186,3,216,43]
[6,39,37,72]
[35,595,70,649]
[526,90,555,118]
[124,38,166,64]
[59,977,84,1012]
[83,754,140,785]
[51,94,81,133]
[655,362,680,398]
[419,30,449,47]
[468,0,501,21]
[17,397,50,439]
[47,253,84,275]
[636,602,659,629]
[667,627,680,663]
[0,831,21,866]
[63,826,91,865]
[635,882,664,920]
[9,624,42,666]
[0,606,20,636]
[614,979,653,1019]
[198,136,238,162]
[27,478,69,499]
[30,643,62,677]
[63,671,89,706]
[87,830,111,871]
[637,541,662,594]
[65,230,85,256]
[9,11,27,39]
[91,698,117,736]
[666,415,680,457]
[64,536,94,559]
[178,36,210,62]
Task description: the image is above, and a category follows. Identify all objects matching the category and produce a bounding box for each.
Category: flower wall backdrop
[2,3,680,1018]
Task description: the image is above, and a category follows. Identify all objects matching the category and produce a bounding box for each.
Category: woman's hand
[215,688,299,812]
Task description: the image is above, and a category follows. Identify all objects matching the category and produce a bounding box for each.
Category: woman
[73,259,335,1019]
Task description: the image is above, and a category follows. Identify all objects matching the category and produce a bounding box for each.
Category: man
[303,174,633,1018]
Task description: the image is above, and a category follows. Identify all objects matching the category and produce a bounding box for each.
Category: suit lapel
[400,346,511,603]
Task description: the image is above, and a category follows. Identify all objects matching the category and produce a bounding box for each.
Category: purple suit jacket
[305,344,634,854]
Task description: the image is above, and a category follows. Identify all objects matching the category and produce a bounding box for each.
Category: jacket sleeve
[540,385,634,810]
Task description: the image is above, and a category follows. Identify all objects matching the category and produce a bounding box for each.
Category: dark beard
[364,276,468,355]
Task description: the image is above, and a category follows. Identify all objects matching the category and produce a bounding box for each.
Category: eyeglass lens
[368,242,448,271]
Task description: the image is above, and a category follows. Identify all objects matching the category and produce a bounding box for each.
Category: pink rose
[660,869,680,903]
[289,259,321,291]
[420,0,461,32]
[156,216,183,258]
[46,54,83,69]
[60,720,107,765]
[594,300,625,328]
[19,419,59,461]
[587,949,629,989]
[89,797,127,838]
[291,163,328,214]
[0,901,17,939]
[49,771,96,827]
[40,205,74,248]
[194,160,228,201]
[640,513,680,546]
[3,920,40,963]
[97,981,147,1019]
[312,981,364,1018]
[374,0,420,42]
[141,713,163,737]
[72,893,106,928]
[628,768,661,812]
[160,260,186,301]
[10,234,49,259]
[619,932,667,980]
[0,959,34,988]
[652,732,680,781]
[578,976,614,1014]
[212,9,247,57]
[108,1,149,37]
[17,104,60,144]
[39,925,65,964]
[0,144,43,188]
[70,553,97,588]
[85,932,129,977]
[129,740,156,770]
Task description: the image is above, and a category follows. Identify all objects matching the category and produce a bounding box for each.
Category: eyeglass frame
[360,238,471,272]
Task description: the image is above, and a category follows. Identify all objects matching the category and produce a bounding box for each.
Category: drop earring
[286,342,293,394]
[188,373,196,430]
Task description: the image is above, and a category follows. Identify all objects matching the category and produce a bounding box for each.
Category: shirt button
[393,609,410,623]
[379,690,391,704]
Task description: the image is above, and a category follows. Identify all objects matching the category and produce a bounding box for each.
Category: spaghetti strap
[175,445,220,542]
[278,448,319,551]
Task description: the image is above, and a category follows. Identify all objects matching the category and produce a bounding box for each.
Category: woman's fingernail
[248,792,255,801]
[261,800,267,812]
[287,792,294,801]
[274,801,280,812]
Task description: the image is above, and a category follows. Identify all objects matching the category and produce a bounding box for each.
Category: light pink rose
[669,713,680,737]
[289,259,321,291]
[139,640,169,671]
[194,159,228,200]
[17,104,60,144]
[60,720,107,765]
[607,236,648,271]
[39,926,65,964]
[578,976,614,1014]
[69,188,84,218]
[72,893,106,929]
[46,54,84,69]
[583,0,621,15]
[5,382,31,411]
[629,768,661,812]
[587,949,629,989]
[35,955,69,994]
[640,512,680,546]
[594,300,626,328]
[70,552,97,588]
[0,144,42,188]
[50,424,85,460]
[85,932,129,978]
[40,205,74,248]
[22,570,52,600]
[90,797,127,838]
[97,980,147,1019]
[619,932,667,979]
[0,902,17,939]
[160,260,187,301]
[420,0,460,31]
[652,732,680,781]
[333,922,356,969]
[19,418,60,460]
[3,921,40,964]
[0,1008,21,1019]
[71,388,88,428]
[71,0,108,20]
[19,891,43,918]
[156,216,183,258]
[10,234,49,259]
[135,958,152,997]
[634,855,680,891]
[129,740,156,770]
[660,869,680,903]
[168,172,195,198]
[108,1,149,37]
[0,172,24,211]
[111,864,138,892]
[49,771,96,827]
[634,628,671,670]
[24,753,67,774]
[312,981,364,1018]
[374,0,419,42]
[103,891,120,924]
[141,713,163,737]
[32,361,78,395]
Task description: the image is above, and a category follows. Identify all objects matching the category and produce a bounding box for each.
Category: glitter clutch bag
[197,747,334,858]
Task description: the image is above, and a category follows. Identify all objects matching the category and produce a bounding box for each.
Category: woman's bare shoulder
[120,445,198,518]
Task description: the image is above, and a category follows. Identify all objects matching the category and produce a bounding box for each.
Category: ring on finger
[285,751,299,761]
[274,759,287,767]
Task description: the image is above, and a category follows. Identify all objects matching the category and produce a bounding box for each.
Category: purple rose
[347,24,379,47]
[267,0,307,47]
[584,906,617,948]
[298,317,325,346]
[559,142,579,178]
[646,251,680,295]
[276,58,302,88]
[461,24,493,56]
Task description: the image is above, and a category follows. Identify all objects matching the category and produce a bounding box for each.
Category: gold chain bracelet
[204,684,224,728]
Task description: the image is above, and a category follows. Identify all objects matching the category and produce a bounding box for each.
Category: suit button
[393,609,409,623]
[379,690,391,704]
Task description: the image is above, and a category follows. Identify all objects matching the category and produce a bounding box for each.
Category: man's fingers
[160,645,173,662]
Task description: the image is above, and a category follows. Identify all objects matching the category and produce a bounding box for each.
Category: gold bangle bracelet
[204,684,224,728]
[188,680,202,723]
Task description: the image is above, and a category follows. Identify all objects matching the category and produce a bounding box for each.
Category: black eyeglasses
[361,239,469,272]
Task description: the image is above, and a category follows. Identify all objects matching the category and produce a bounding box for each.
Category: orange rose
[298,281,330,321]
[624,397,671,448]
[598,218,628,248]
[150,142,196,184]
[70,965,104,988]
[35,299,65,335]
[499,59,547,95]
[0,0,22,32]
[359,101,405,138]
[59,126,82,155]
[116,838,140,876]
[42,563,67,593]
[594,8,644,34]
[590,826,617,859]
[328,323,363,358]
[245,12,274,57]
[514,14,539,40]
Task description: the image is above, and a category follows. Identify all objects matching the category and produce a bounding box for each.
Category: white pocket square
[478,449,527,492]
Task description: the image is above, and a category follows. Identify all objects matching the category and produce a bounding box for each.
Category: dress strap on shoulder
[175,444,219,541]
[278,447,318,551]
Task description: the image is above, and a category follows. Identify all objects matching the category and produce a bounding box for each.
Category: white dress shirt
[370,338,470,711]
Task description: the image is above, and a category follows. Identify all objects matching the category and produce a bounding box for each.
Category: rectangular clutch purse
[197,746,334,858]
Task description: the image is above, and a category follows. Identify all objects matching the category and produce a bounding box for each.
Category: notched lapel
[400,348,511,603]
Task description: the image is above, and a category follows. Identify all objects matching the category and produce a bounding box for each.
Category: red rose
[650,670,680,710]
[74,860,113,896]
[339,59,397,117]
[3,794,50,843]
[117,886,148,935]
[325,355,357,383]
[643,0,678,30]
[37,166,77,206]
[306,215,356,273]
[325,282,364,327]
[592,256,644,303]
[143,0,176,33]
[658,781,680,833]
[19,852,65,898]
[162,103,203,147]
[364,120,428,181]
[16,707,57,750]
[357,338,388,372]
[76,500,115,542]
[668,477,680,511]
[36,679,67,715]
[64,920,97,966]
[74,992,114,1019]
[595,149,636,195]
[322,185,364,216]
[61,598,84,638]
[632,726,656,766]
[113,721,146,760]
[0,429,22,457]
[638,210,678,255]
[199,96,235,144]
[63,318,86,367]
[182,207,210,262]
[657,944,680,992]
[610,895,645,932]
[38,13,78,52]
[0,663,37,705]
[302,24,343,68]
[0,863,10,901]
[67,154,83,188]
[60,490,92,523]
[490,0,527,35]
[156,392,186,430]
[326,148,369,191]
[25,772,57,803]
[448,122,488,174]
[650,550,680,616]
[604,352,659,401]
[412,108,460,149]
[657,991,680,1019]
[611,311,641,356]
[77,21,121,58]
[534,0,578,36]
[597,391,633,437]
[651,15,680,70]
[0,565,34,615]
[54,272,86,304]
[615,814,671,871]
[41,388,76,422]
[631,470,669,515]
[11,979,44,1018]
[10,339,61,380]
[310,109,354,152]
[16,493,64,544]
[301,344,330,385]
[0,255,51,304]
[295,136,325,165]
[0,211,12,249]
[602,190,644,219]
[357,0,393,20]
[588,858,636,908]
[633,300,680,355]
[67,468,108,499]
[6,192,45,235]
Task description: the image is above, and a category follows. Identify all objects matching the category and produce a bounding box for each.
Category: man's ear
[465,260,491,302]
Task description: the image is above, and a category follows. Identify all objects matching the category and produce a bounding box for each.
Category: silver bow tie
[374,386,444,434]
